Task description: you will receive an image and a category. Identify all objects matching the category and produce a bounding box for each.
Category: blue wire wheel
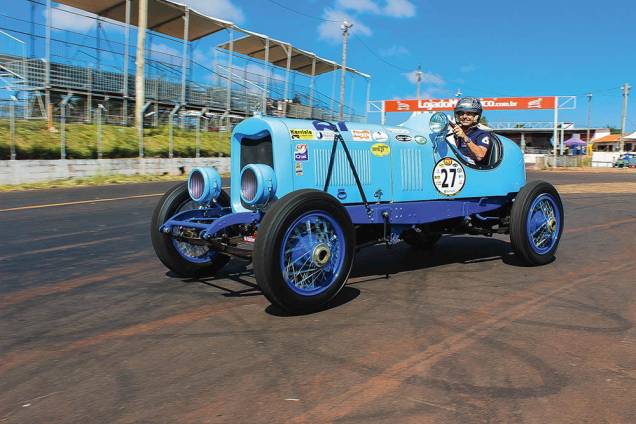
[510,181,564,265]
[279,211,346,296]
[526,193,561,255]
[171,198,221,264]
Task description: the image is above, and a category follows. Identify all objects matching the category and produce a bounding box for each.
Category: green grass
[0,120,231,160]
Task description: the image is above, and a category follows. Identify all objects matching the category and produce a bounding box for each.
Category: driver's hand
[452,125,467,141]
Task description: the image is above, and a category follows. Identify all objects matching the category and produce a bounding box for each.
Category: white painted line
[0,186,231,212]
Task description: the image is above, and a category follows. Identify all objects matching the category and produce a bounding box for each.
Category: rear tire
[151,182,230,277]
[510,180,564,265]
[253,189,355,313]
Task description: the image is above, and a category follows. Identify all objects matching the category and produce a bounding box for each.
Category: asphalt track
[1,170,635,423]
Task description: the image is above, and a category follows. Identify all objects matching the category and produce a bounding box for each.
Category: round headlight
[240,164,277,206]
[188,167,222,204]
[429,112,449,134]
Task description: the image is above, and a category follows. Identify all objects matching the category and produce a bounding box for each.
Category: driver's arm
[464,137,488,162]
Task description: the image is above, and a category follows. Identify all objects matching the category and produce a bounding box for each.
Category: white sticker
[316,130,335,140]
[387,127,409,134]
[372,130,389,142]
[433,157,466,196]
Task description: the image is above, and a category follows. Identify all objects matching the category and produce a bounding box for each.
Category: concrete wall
[0,158,231,185]
[592,152,620,167]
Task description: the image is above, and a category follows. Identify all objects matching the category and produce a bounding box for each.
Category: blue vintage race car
[151,112,564,313]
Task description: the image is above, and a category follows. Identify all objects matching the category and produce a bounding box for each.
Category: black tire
[253,189,355,313]
[510,180,564,265]
[402,229,442,250]
[150,182,230,277]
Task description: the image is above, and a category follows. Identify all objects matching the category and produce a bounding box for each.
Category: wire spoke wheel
[151,183,230,277]
[280,212,345,295]
[171,199,216,263]
[527,194,560,254]
[253,189,355,314]
[510,181,564,266]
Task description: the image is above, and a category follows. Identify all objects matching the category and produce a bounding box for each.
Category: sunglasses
[457,111,478,117]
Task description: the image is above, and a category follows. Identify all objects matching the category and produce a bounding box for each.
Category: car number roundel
[432,157,466,196]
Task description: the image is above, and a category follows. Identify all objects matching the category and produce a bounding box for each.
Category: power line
[265,0,338,22]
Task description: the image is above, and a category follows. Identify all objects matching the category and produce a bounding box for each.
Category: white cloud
[182,0,245,24]
[150,42,181,59]
[379,45,409,56]
[48,4,96,32]
[318,9,372,43]
[403,70,445,86]
[335,0,416,18]
[336,0,381,14]
[383,0,416,18]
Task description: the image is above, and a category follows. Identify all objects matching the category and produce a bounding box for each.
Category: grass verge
[0,120,230,159]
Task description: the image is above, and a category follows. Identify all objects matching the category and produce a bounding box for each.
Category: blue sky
[2,0,634,131]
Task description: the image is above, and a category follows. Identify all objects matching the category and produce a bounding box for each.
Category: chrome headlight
[188,167,222,204]
[240,164,277,206]
[429,112,449,134]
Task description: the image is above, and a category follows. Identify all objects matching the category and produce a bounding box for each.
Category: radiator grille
[314,148,372,187]
[400,148,424,191]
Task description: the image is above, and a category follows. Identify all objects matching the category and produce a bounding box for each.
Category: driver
[450,97,491,165]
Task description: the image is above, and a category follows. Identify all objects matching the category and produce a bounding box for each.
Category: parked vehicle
[613,153,636,168]
[151,112,564,313]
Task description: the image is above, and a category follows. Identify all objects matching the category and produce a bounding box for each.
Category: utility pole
[415,65,422,101]
[135,0,148,158]
[619,83,631,153]
[586,93,592,143]
[339,19,353,121]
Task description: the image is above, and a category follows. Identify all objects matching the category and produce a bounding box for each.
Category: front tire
[253,190,355,313]
[151,182,230,277]
[510,180,564,265]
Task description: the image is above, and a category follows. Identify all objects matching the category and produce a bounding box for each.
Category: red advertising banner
[384,96,557,112]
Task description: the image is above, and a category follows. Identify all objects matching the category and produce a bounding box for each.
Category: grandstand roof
[217,33,369,77]
[54,0,370,78]
[56,0,233,41]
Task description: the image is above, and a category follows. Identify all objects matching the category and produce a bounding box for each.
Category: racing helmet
[454,96,483,123]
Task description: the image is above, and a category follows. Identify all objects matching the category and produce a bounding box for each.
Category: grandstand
[0,0,371,129]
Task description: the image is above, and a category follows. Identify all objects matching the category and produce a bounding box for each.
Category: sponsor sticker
[387,127,409,134]
[372,130,389,142]
[433,157,466,196]
[351,129,371,141]
[414,135,428,144]
[395,134,412,142]
[316,130,335,141]
[294,143,308,161]
[289,128,314,140]
[371,143,390,157]
[295,161,303,176]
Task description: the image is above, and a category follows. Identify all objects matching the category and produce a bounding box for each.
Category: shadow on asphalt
[264,286,361,317]
[349,235,530,279]
[166,235,539,313]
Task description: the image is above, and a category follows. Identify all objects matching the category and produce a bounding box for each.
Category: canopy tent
[564,133,587,147]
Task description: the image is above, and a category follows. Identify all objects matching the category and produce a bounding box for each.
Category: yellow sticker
[289,129,315,140]
[371,143,390,157]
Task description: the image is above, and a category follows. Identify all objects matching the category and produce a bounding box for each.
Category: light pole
[586,93,592,142]
[619,83,631,154]
[415,65,422,101]
[339,19,353,121]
